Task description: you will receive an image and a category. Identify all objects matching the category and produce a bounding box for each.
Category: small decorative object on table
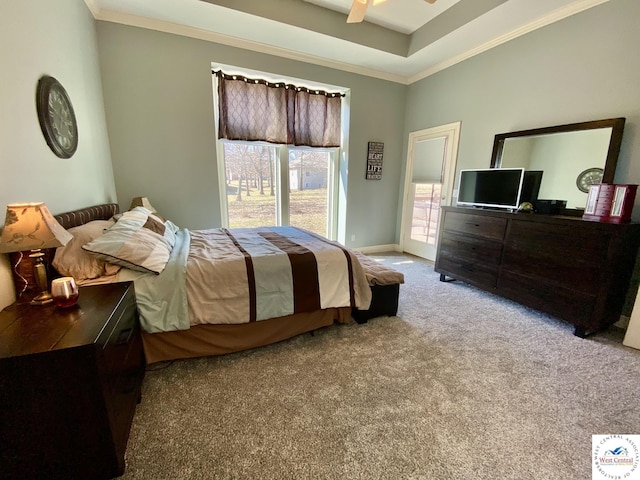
[50,276,79,307]
[583,184,637,223]
[517,201,534,213]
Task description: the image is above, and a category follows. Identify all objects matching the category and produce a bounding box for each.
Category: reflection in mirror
[491,118,625,212]
[499,129,611,208]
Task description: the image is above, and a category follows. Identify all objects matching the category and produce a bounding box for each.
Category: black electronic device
[534,199,567,214]
[520,171,543,204]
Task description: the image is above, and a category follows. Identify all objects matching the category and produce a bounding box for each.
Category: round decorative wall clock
[36,75,78,159]
[576,167,603,193]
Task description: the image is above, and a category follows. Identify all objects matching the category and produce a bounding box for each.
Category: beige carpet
[121,253,640,479]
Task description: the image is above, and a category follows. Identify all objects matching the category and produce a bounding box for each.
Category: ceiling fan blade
[347,0,369,23]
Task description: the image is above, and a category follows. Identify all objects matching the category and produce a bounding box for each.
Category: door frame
[400,122,461,256]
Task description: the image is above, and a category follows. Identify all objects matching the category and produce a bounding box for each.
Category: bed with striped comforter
[132,226,372,333]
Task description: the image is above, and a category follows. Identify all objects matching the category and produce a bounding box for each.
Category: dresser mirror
[490,118,625,212]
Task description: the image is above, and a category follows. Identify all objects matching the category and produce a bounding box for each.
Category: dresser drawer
[443,211,507,241]
[100,294,144,463]
[109,330,144,460]
[498,269,595,326]
[97,284,137,345]
[505,220,610,261]
[503,220,609,294]
[437,256,499,288]
[103,298,138,375]
[439,231,503,265]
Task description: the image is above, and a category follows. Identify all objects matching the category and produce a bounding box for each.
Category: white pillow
[82,207,178,274]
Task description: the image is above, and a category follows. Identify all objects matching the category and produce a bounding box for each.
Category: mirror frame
[490,117,626,212]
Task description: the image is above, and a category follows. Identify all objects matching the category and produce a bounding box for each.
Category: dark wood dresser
[0,282,145,480]
[435,206,640,337]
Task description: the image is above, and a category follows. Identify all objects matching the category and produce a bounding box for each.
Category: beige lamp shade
[129,196,157,213]
[0,202,73,254]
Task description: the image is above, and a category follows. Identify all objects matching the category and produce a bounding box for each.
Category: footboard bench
[352,252,404,324]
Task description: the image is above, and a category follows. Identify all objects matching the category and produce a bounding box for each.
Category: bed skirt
[141,307,351,363]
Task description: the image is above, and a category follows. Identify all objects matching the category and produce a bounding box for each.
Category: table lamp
[0,203,73,305]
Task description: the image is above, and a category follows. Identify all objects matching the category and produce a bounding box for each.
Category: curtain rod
[213,70,345,98]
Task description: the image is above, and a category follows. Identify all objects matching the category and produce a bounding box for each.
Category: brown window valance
[214,70,344,148]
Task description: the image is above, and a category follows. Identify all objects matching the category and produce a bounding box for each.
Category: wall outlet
[351,234,356,242]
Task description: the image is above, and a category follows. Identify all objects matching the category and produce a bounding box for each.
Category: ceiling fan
[347,0,437,24]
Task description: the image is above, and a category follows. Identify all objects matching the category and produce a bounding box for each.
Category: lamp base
[28,250,53,306]
[31,291,54,306]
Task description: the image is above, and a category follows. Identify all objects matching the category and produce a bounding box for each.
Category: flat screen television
[457,168,525,210]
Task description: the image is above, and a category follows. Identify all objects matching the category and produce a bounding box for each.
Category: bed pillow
[52,220,122,280]
[82,207,178,274]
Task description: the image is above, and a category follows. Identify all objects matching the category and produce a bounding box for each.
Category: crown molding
[408,0,610,84]
[83,0,99,17]
[86,0,608,86]
[87,6,409,85]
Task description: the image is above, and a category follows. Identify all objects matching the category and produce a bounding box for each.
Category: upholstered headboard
[54,203,119,229]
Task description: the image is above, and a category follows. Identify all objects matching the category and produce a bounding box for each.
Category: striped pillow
[82,207,177,274]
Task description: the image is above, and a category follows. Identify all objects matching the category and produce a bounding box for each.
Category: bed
[49,203,402,363]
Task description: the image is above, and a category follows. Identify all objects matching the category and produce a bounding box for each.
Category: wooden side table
[0,282,145,480]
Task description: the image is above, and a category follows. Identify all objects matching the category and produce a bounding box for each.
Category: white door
[401,122,461,261]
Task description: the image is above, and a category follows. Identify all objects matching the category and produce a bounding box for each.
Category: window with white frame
[212,68,345,239]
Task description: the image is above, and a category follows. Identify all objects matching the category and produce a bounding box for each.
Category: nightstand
[0,282,145,480]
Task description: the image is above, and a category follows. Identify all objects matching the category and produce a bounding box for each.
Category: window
[222,142,278,229]
[219,142,337,237]
[213,67,344,239]
[288,148,334,236]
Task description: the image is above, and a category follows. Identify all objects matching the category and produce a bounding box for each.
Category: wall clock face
[36,75,78,159]
[576,167,603,193]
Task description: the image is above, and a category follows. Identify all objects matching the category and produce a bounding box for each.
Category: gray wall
[401,0,640,233]
[0,0,116,308]
[95,22,406,248]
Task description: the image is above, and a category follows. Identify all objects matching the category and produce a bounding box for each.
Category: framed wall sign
[366,141,384,180]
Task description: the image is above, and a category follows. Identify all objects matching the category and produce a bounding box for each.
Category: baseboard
[353,244,401,254]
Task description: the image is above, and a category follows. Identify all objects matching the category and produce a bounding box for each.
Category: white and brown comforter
[185,226,372,326]
[83,226,372,333]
